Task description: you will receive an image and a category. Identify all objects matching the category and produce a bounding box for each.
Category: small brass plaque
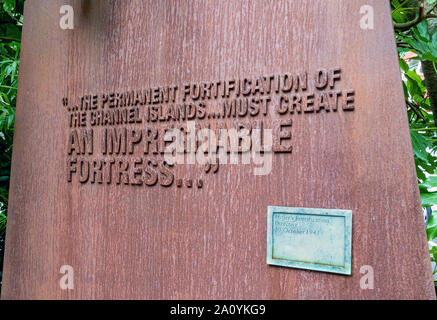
[267,206,352,275]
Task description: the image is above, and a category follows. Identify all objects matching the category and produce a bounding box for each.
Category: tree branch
[422,18,437,127]
[394,0,425,30]
[407,101,426,121]
[0,36,21,42]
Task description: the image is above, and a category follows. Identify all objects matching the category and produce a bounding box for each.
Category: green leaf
[421,192,437,207]
[399,58,409,72]
[2,0,15,15]
[421,175,437,190]
[427,212,437,240]
[416,21,430,41]
[411,130,432,162]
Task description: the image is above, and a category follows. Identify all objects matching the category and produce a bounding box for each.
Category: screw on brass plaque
[267,206,352,275]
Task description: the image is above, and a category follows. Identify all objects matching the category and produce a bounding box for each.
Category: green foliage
[431,246,437,276]
[0,0,22,231]
[392,0,437,279]
[0,0,24,292]
[403,22,437,62]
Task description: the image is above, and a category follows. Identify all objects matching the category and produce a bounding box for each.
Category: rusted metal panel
[2,0,435,299]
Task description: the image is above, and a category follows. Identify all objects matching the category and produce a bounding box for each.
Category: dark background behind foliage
[0,0,435,296]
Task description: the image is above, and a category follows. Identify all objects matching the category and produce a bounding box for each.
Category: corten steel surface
[2,0,435,299]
